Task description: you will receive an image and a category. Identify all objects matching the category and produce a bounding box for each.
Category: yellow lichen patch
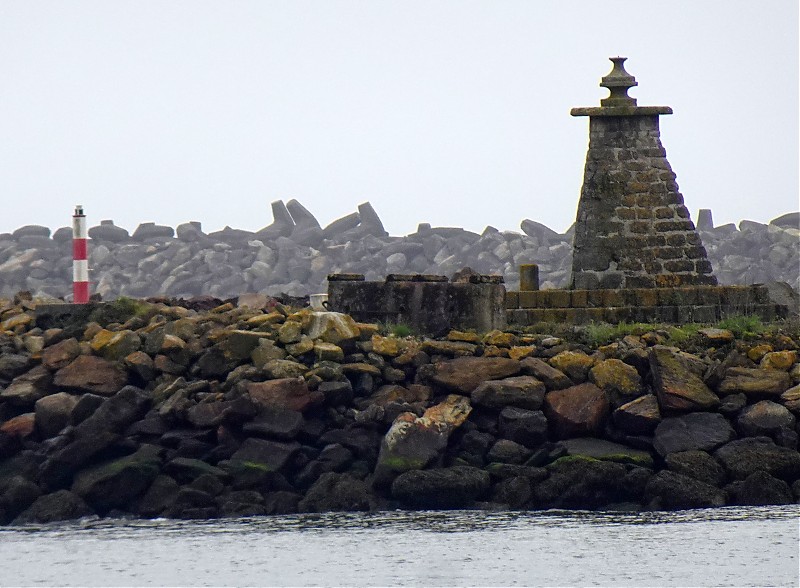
[761,350,797,371]
[508,345,537,361]
[747,344,773,363]
[89,328,116,353]
[446,330,481,343]
[483,330,519,348]
[371,334,407,357]
[0,312,33,333]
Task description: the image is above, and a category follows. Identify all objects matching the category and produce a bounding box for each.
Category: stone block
[505,291,519,309]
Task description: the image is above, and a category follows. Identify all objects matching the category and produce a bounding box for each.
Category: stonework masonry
[570,57,717,290]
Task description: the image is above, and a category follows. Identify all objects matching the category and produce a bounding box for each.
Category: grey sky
[1,1,797,237]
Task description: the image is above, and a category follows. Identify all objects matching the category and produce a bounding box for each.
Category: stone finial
[600,57,637,107]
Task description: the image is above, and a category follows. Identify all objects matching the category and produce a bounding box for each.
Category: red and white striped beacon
[72,204,90,303]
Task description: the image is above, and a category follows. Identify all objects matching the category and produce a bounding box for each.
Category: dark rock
[391,466,490,509]
[298,472,376,512]
[533,457,627,509]
[1,365,52,407]
[718,393,747,416]
[35,392,79,438]
[318,380,354,406]
[644,471,725,510]
[13,489,93,524]
[491,476,532,508]
[164,457,229,484]
[736,400,795,438]
[714,437,800,482]
[246,378,322,413]
[653,412,735,457]
[0,353,34,380]
[665,450,727,487]
[229,437,301,473]
[135,474,179,518]
[727,471,793,506]
[486,439,532,465]
[70,393,106,426]
[561,438,654,468]
[0,476,42,521]
[41,338,81,370]
[498,407,548,448]
[242,408,304,440]
[71,445,162,513]
[263,491,302,515]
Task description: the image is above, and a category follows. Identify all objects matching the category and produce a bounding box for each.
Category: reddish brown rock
[649,346,719,412]
[41,338,81,370]
[519,357,574,390]
[246,378,322,413]
[543,383,610,439]
[430,357,520,394]
[0,413,36,439]
[53,355,128,396]
[613,394,661,435]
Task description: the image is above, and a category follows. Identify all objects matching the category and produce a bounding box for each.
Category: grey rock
[653,412,735,457]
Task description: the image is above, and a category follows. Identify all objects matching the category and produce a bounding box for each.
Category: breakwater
[0,203,798,300]
[1,294,799,523]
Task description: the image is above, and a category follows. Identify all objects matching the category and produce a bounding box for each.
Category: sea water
[1,505,798,587]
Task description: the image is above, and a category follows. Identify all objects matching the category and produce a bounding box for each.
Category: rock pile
[1,293,799,523]
[0,201,797,300]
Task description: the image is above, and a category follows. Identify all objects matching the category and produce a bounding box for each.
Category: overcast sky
[0,1,797,237]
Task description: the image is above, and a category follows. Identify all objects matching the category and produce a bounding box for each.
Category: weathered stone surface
[229,437,301,473]
[760,350,797,371]
[519,357,573,390]
[549,351,595,383]
[306,312,360,345]
[714,437,800,481]
[727,471,794,506]
[649,346,719,412]
[298,473,376,512]
[781,384,800,414]
[374,395,471,481]
[163,457,229,484]
[391,466,490,509]
[34,392,80,438]
[71,445,162,513]
[589,359,642,404]
[644,471,725,510]
[1,365,52,407]
[719,367,793,397]
[498,407,548,448]
[430,357,520,393]
[736,401,795,439]
[0,413,36,439]
[13,490,93,524]
[53,355,128,396]
[561,437,654,468]
[471,376,546,410]
[486,439,532,464]
[41,337,81,370]
[533,457,628,509]
[0,476,42,521]
[613,394,661,435]
[243,408,304,440]
[246,378,321,413]
[653,413,735,457]
[665,450,727,487]
[543,383,610,439]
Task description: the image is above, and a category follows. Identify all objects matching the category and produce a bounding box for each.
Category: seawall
[1,293,799,523]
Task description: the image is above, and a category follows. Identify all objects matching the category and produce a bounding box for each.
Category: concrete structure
[569,57,716,290]
[327,273,506,335]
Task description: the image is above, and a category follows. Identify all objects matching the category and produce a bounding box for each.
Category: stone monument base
[506,285,789,325]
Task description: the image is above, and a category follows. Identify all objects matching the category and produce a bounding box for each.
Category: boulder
[486,439,532,464]
[298,473,377,512]
[719,367,793,398]
[71,445,163,513]
[0,353,34,380]
[135,475,180,517]
[497,407,548,448]
[246,378,322,413]
[430,357,521,394]
[543,383,610,439]
[0,476,42,522]
[1,365,53,407]
[41,337,81,370]
[533,457,628,509]
[653,413,736,457]
[163,457,229,484]
[132,222,174,241]
[589,359,643,405]
[714,437,800,482]
[491,476,533,509]
[613,394,661,435]
[53,355,128,396]
[374,395,471,483]
[0,413,36,440]
[736,400,795,439]
[560,438,654,468]
[649,346,720,412]
[242,408,304,440]
[727,471,794,506]
[34,392,80,438]
[88,220,129,242]
[12,490,93,524]
[518,357,573,390]
[549,351,595,383]
[306,312,360,345]
[229,437,301,473]
[391,466,490,509]
[665,450,727,487]
[471,376,546,410]
[644,471,725,510]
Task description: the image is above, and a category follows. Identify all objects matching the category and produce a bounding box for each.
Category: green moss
[379,455,427,472]
[600,453,654,468]
[716,315,765,338]
[547,455,600,469]
[89,296,152,326]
